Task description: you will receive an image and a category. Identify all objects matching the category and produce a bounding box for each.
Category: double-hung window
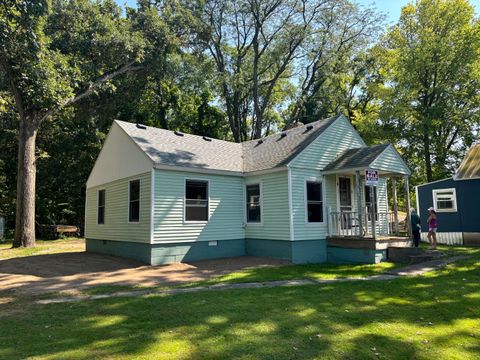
[246,184,261,223]
[97,190,105,224]
[306,181,323,223]
[129,180,140,222]
[185,180,209,221]
[433,188,457,212]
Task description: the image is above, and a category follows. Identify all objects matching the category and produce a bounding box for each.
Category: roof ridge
[240,114,339,145]
[115,115,339,146]
[114,119,242,147]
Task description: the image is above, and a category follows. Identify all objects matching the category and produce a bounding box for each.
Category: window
[433,188,457,212]
[365,185,378,221]
[306,181,323,223]
[246,184,261,223]
[97,190,105,224]
[129,180,140,222]
[185,180,209,221]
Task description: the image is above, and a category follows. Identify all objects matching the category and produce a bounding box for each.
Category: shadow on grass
[0,255,478,359]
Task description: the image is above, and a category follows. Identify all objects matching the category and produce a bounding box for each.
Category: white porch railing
[328,210,404,238]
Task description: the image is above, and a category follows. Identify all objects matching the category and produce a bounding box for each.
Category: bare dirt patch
[0,240,290,296]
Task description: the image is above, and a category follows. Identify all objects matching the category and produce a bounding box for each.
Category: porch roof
[322,143,411,176]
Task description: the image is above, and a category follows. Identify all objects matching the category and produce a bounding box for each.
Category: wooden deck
[326,235,412,250]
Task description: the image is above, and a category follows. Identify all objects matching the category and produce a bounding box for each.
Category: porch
[321,144,413,263]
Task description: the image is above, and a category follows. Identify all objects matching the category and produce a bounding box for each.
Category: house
[416,143,480,246]
[85,114,411,265]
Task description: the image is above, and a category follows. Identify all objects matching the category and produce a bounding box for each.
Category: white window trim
[304,176,325,225]
[128,179,141,224]
[184,178,210,224]
[245,181,263,226]
[97,189,106,225]
[433,188,457,213]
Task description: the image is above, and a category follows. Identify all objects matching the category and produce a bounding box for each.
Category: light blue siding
[371,146,410,175]
[290,115,366,170]
[289,115,366,242]
[85,172,151,243]
[290,167,327,241]
[152,169,245,243]
[244,171,290,241]
[325,174,337,212]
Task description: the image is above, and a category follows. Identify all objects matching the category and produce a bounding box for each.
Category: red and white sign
[365,169,379,186]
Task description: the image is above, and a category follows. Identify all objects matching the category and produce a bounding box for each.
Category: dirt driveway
[0,239,289,296]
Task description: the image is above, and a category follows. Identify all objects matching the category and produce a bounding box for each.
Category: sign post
[365,170,378,239]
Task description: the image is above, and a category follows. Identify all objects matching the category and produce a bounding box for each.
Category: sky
[115,0,480,24]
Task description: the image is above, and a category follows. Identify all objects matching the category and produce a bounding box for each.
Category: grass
[0,238,84,260]
[79,244,479,296]
[0,252,479,359]
[78,262,402,296]
[0,244,479,359]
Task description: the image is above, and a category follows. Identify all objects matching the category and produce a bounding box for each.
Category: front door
[338,177,353,229]
[339,177,352,212]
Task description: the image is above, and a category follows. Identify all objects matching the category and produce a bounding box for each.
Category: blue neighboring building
[416,144,480,246]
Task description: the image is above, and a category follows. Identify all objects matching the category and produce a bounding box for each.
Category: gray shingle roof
[323,144,389,172]
[454,143,480,180]
[116,121,243,173]
[116,115,340,174]
[241,115,339,172]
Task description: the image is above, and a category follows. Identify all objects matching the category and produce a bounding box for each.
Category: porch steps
[388,247,445,264]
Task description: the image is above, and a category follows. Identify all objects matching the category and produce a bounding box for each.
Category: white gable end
[86,121,153,188]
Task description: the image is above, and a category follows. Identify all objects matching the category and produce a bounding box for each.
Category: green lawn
[0,238,84,260]
[0,248,479,359]
[80,261,402,296]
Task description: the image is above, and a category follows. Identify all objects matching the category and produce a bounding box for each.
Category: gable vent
[280,132,287,138]
[203,136,212,142]
[136,123,147,129]
[174,131,184,137]
[306,125,313,131]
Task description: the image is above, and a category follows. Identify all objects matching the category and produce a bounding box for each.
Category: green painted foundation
[87,238,328,265]
[245,239,291,261]
[246,238,326,264]
[86,239,152,264]
[87,238,245,265]
[327,246,387,264]
[150,240,245,265]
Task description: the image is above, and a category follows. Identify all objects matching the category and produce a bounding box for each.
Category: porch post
[370,185,376,240]
[392,177,399,235]
[355,170,363,237]
[404,175,412,238]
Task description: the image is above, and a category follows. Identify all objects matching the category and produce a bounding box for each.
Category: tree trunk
[12,117,38,248]
[423,133,432,183]
[252,30,262,139]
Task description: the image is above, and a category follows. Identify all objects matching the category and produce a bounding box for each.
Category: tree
[0,0,150,247]
[285,0,382,126]
[380,0,480,183]
[199,0,333,141]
